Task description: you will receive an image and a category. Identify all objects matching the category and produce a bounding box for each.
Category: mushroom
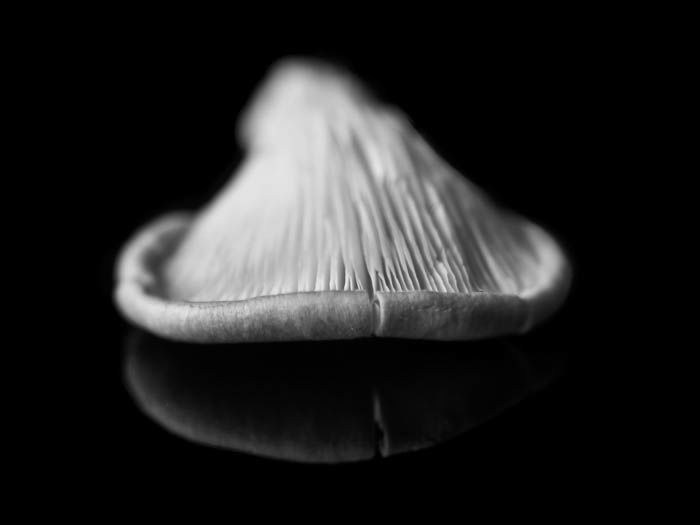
[115,59,571,343]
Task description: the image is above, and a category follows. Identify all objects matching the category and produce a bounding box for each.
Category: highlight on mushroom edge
[114,58,571,343]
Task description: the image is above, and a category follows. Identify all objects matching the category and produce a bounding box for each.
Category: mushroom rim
[114,212,571,343]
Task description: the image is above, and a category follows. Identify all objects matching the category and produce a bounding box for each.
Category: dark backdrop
[58,24,625,501]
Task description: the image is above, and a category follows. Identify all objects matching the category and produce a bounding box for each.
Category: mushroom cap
[114,59,571,343]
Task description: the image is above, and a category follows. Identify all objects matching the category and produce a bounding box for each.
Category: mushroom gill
[115,59,571,343]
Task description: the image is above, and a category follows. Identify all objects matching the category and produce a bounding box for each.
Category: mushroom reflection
[123,331,566,463]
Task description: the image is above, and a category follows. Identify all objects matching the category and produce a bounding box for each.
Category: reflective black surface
[123,329,567,463]
[63,26,620,491]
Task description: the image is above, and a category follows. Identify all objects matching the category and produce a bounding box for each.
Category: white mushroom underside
[162,78,548,303]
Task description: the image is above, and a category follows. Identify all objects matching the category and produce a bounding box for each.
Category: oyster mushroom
[115,59,570,343]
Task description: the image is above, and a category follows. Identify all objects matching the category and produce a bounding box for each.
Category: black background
[47,18,631,504]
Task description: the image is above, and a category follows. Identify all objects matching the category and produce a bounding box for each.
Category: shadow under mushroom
[123,330,567,463]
